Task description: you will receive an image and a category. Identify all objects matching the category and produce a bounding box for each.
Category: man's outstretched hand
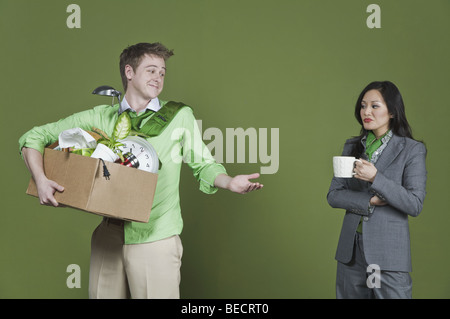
[214,173,263,194]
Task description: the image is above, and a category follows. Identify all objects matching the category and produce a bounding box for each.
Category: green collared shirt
[19,101,227,244]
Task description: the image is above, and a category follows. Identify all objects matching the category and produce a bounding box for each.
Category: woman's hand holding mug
[353,159,377,183]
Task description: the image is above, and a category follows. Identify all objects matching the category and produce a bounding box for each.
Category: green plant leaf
[129,130,150,138]
[97,139,109,145]
[113,112,131,140]
[114,142,124,148]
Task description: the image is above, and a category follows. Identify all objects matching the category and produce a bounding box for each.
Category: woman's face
[360,89,393,138]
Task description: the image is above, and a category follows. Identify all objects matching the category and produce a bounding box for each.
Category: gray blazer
[327,134,427,272]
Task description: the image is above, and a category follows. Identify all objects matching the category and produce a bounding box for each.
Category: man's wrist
[214,174,232,190]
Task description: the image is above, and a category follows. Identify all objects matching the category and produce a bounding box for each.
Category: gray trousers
[336,232,412,299]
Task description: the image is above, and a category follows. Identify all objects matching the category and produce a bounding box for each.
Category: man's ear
[125,64,134,80]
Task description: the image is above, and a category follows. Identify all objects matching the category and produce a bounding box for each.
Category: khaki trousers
[89,219,183,299]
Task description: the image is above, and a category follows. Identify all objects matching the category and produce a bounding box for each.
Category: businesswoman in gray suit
[327,81,427,299]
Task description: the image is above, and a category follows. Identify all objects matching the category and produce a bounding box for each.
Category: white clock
[118,136,159,173]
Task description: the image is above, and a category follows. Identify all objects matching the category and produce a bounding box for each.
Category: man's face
[125,54,166,100]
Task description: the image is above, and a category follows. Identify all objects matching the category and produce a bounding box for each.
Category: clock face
[118,136,159,173]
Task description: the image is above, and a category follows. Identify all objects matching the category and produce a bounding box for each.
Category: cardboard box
[26,148,158,223]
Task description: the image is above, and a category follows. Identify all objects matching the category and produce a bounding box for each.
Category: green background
[1,0,449,298]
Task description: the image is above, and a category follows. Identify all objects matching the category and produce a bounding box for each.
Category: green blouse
[356,130,392,233]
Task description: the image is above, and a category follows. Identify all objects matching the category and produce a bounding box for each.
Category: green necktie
[127,109,155,132]
[125,101,186,137]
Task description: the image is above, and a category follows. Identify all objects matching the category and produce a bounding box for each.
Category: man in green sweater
[19,42,263,298]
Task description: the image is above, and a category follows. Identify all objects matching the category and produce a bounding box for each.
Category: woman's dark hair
[351,81,415,157]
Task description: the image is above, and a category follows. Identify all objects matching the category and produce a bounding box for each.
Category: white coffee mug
[333,156,362,178]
